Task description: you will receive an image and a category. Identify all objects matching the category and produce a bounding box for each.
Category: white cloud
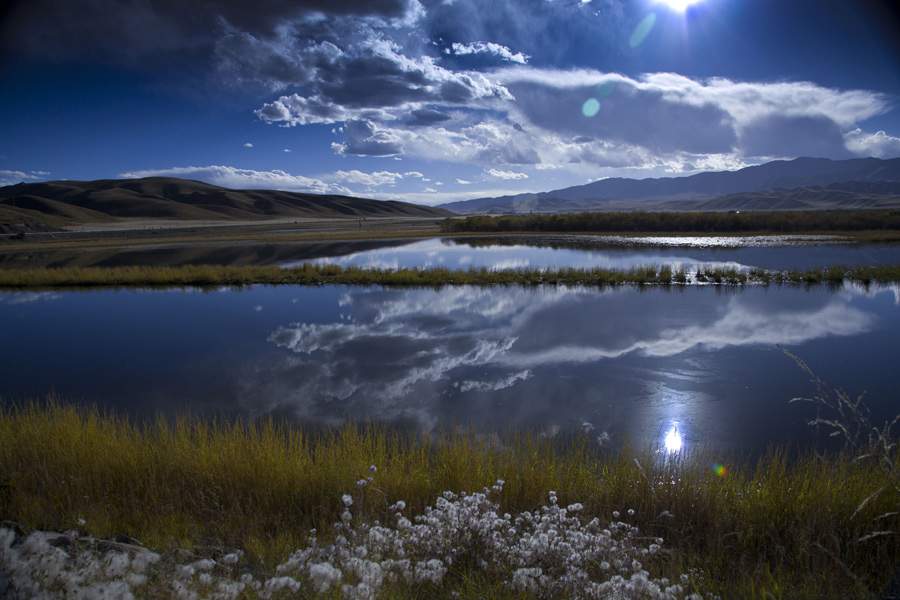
[332,170,406,187]
[449,41,530,64]
[0,170,50,187]
[243,142,253,147]
[255,61,897,186]
[497,68,894,162]
[844,129,900,158]
[236,283,879,430]
[486,168,528,180]
[118,165,338,194]
[456,178,472,184]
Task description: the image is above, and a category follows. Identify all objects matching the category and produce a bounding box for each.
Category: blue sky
[1,0,899,205]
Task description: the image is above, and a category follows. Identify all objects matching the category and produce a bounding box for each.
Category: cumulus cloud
[332,120,404,156]
[486,168,528,180]
[258,53,896,173]
[448,41,529,64]
[844,129,900,158]
[496,69,893,162]
[118,165,339,194]
[332,170,407,187]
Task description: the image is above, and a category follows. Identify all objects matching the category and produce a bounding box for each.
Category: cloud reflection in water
[248,285,878,448]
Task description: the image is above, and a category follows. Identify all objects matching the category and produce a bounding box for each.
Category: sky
[1,0,899,206]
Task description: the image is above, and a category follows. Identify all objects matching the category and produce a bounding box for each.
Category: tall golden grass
[1,398,898,598]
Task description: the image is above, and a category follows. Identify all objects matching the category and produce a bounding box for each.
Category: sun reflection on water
[664,425,683,453]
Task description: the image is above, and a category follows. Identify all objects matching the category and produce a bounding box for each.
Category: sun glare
[664,426,683,453]
[658,0,703,12]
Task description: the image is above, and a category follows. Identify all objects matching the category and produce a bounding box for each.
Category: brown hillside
[0,177,450,225]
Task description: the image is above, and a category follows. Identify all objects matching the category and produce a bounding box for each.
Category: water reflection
[1,284,896,453]
[292,236,900,273]
[664,426,683,453]
[248,285,888,451]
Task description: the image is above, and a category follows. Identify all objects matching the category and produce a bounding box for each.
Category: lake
[2,279,898,455]
[5,235,900,273]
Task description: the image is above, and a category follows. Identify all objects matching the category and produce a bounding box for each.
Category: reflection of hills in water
[0,239,420,269]
[7,235,900,273]
[446,234,851,251]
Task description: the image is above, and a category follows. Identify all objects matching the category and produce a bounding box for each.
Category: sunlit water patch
[2,283,898,454]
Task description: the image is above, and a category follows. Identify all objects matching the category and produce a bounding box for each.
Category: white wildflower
[308,562,342,593]
[194,558,216,571]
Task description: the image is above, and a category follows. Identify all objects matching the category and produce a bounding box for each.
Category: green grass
[1,399,899,598]
[2,262,900,289]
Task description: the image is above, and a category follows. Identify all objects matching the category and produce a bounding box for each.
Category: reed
[1,398,898,598]
[440,210,900,235]
[3,262,900,289]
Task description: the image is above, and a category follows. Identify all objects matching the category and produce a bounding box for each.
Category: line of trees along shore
[441,210,900,233]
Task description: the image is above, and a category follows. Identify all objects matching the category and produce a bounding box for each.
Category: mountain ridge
[440,157,900,214]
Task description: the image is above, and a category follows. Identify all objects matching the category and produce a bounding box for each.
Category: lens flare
[629,13,656,48]
[711,463,728,477]
[582,98,601,117]
[664,427,682,453]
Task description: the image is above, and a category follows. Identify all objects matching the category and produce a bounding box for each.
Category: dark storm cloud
[318,54,433,108]
[0,0,413,63]
[474,144,541,166]
[739,114,854,160]
[406,108,452,127]
[506,78,738,155]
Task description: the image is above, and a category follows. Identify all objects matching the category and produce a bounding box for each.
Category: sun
[658,0,703,12]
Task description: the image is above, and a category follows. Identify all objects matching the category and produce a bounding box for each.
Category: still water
[5,236,900,273]
[289,236,900,272]
[2,283,898,454]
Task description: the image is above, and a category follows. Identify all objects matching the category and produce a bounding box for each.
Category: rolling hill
[0,177,450,230]
[440,157,900,214]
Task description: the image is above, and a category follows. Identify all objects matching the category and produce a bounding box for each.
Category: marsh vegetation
[441,210,900,235]
[1,398,899,599]
[2,261,900,288]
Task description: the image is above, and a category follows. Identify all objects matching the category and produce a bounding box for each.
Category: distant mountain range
[0,177,450,229]
[439,157,900,214]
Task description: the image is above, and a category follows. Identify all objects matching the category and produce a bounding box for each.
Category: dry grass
[1,398,899,598]
[2,262,900,289]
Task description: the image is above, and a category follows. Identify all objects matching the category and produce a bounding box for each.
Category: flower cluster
[1,476,699,599]
[273,480,697,600]
[0,527,161,599]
